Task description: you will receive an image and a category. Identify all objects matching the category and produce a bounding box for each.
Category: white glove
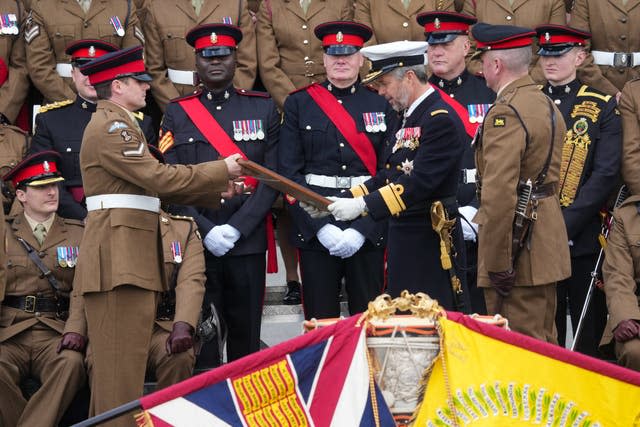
[458,205,479,242]
[204,225,237,257]
[219,224,241,243]
[316,224,343,252]
[300,201,331,219]
[330,228,365,258]
[328,196,367,221]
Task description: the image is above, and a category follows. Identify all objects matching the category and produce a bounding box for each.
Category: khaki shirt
[0,124,28,211]
[0,0,29,122]
[75,99,229,294]
[157,213,205,331]
[474,75,571,286]
[355,0,456,46]
[256,0,353,109]
[601,195,640,347]
[0,213,85,341]
[25,0,144,102]
[463,0,566,82]
[143,0,257,111]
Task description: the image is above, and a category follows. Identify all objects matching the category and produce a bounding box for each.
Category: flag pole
[71,400,142,427]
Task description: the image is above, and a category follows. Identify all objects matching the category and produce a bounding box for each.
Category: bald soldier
[143,0,257,111]
[76,45,241,425]
[471,23,570,343]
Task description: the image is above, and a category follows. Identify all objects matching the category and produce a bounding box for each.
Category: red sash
[306,84,377,177]
[178,96,277,273]
[431,85,477,138]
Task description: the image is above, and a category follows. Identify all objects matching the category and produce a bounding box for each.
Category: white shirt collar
[405,85,435,118]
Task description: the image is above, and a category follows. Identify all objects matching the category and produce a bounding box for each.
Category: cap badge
[88,46,96,57]
[210,32,218,44]
[434,18,441,29]
[544,32,550,42]
[43,161,50,172]
[336,31,344,43]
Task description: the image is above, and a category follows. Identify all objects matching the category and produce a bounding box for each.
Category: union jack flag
[135,315,395,427]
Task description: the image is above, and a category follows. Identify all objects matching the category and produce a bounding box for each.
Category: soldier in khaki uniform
[0,0,29,126]
[0,124,28,213]
[76,46,241,426]
[25,0,145,103]
[620,79,640,196]
[149,211,205,388]
[571,0,640,97]
[600,195,640,371]
[0,151,86,427]
[463,0,566,81]
[256,0,353,109]
[471,23,570,343]
[143,0,257,111]
[355,0,456,46]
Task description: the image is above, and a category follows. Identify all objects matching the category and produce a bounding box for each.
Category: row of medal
[362,112,387,133]
[392,127,422,153]
[0,13,18,35]
[109,16,126,37]
[171,241,183,264]
[467,103,492,124]
[57,246,79,268]
[233,120,265,141]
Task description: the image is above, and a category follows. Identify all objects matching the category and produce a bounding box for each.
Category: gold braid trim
[350,183,369,198]
[379,183,406,215]
[134,411,154,427]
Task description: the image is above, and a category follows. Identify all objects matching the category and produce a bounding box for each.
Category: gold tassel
[134,411,154,427]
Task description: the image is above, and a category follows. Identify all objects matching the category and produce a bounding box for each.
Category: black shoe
[282,281,301,305]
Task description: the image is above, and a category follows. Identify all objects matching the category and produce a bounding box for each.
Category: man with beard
[312,39,471,312]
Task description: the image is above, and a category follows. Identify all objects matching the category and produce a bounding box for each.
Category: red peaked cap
[79,45,152,86]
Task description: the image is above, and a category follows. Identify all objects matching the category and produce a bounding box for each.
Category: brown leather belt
[3,295,64,313]
[531,182,557,200]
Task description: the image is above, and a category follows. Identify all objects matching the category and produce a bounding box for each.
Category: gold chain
[365,340,381,427]
[436,320,460,427]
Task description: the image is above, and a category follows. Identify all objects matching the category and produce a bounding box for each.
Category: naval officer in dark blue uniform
[278,21,395,320]
[536,24,622,356]
[420,11,496,314]
[161,23,280,363]
[30,39,157,221]
[317,40,471,312]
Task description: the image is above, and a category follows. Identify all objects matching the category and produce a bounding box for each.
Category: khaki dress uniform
[463,0,566,81]
[25,0,145,102]
[0,0,29,124]
[143,0,257,111]
[620,79,640,196]
[147,213,205,389]
[0,124,28,212]
[77,98,229,424]
[600,195,640,371]
[0,213,86,427]
[571,0,640,95]
[474,75,571,343]
[255,0,353,109]
[354,0,456,46]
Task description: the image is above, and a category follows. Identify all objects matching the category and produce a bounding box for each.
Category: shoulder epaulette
[168,214,196,222]
[235,88,270,98]
[577,85,612,102]
[62,218,85,227]
[38,99,74,113]
[290,83,316,95]
[132,111,144,121]
[170,89,202,103]
[0,123,27,135]
[431,109,449,116]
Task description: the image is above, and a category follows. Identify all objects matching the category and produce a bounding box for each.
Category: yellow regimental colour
[414,317,640,427]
